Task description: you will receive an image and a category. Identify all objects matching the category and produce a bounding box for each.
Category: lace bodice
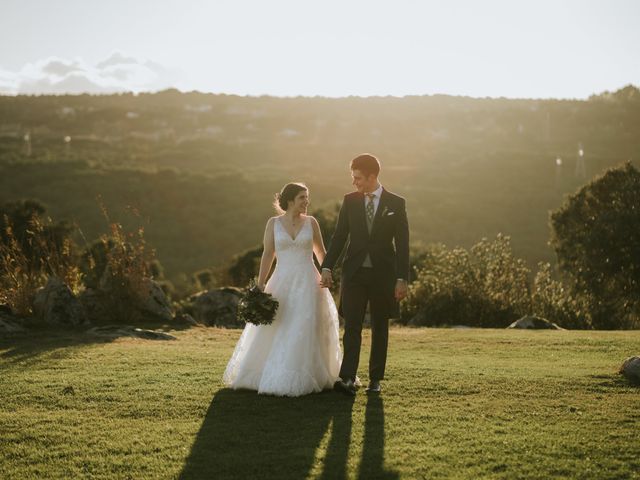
[274,216,314,267]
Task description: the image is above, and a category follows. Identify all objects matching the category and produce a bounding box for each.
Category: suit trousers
[339,266,390,382]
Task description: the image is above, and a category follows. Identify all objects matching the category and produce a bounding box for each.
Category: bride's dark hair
[274,182,308,214]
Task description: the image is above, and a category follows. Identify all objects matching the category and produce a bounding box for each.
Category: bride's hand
[320,270,333,288]
[257,283,266,292]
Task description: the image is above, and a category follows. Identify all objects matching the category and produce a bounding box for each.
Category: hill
[1,87,639,279]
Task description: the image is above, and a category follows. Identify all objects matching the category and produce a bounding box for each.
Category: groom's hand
[395,279,408,301]
[320,269,333,288]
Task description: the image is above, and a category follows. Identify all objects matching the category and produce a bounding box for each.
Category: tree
[550,162,640,329]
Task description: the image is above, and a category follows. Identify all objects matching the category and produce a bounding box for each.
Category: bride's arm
[257,218,276,290]
[310,217,327,266]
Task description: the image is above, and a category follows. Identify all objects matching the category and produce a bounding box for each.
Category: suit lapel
[370,188,388,237]
[354,192,369,235]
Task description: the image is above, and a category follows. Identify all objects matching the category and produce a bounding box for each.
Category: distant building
[575,143,586,179]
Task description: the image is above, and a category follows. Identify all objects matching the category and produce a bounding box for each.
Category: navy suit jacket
[321,188,409,317]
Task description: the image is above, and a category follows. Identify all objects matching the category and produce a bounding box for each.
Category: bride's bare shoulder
[306,215,320,227]
[266,216,282,227]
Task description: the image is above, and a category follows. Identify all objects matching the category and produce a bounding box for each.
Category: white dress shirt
[365,184,384,216]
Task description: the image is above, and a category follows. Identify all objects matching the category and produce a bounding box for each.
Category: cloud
[0,52,183,95]
[19,72,118,95]
[41,58,83,77]
[96,52,140,69]
[0,68,18,92]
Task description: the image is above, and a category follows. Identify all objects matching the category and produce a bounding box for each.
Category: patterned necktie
[366,193,375,225]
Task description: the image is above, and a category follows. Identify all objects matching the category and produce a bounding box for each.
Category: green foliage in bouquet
[236,280,279,326]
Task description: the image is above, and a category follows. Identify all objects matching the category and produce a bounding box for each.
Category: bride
[223,182,342,396]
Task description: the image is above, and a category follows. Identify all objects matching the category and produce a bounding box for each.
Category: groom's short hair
[350,153,380,178]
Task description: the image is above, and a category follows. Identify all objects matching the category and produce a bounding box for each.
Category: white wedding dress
[223,216,342,396]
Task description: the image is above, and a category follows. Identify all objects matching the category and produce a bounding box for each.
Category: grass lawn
[1,326,639,479]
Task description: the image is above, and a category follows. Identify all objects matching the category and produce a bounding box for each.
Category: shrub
[192,268,215,291]
[219,245,263,287]
[157,279,176,300]
[0,201,80,316]
[88,220,155,323]
[74,202,165,324]
[148,259,165,280]
[80,237,116,289]
[550,162,640,329]
[0,219,43,316]
[531,262,587,329]
[403,235,531,327]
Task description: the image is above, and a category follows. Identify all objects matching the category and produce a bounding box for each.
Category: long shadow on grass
[0,323,190,367]
[357,396,399,480]
[0,328,111,367]
[179,388,355,480]
[319,392,354,480]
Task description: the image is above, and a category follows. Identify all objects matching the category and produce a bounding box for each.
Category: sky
[0,0,638,99]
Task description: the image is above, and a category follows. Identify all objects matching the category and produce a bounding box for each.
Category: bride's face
[288,190,309,214]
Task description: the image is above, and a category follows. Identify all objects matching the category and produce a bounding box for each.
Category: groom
[321,153,409,395]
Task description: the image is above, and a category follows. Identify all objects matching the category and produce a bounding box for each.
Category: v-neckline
[279,216,306,242]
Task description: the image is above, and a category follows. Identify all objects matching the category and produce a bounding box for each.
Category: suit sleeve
[321,196,349,271]
[394,197,410,281]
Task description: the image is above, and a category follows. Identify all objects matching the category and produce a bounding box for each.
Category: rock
[189,287,242,327]
[86,325,129,338]
[78,288,111,323]
[0,303,13,315]
[0,304,26,333]
[507,315,564,330]
[33,277,88,327]
[97,265,173,322]
[174,313,199,326]
[619,356,640,384]
[135,278,174,322]
[407,309,429,327]
[86,325,177,340]
[131,327,177,341]
[79,278,173,324]
[0,317,26,333]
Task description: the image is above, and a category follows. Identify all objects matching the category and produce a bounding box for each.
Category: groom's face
[351,169,377,193]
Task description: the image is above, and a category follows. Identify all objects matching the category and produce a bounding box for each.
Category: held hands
[395,279,408,301]
[320,269,333,289]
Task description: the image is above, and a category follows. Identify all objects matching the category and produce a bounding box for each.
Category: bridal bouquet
[237,280,279,326]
